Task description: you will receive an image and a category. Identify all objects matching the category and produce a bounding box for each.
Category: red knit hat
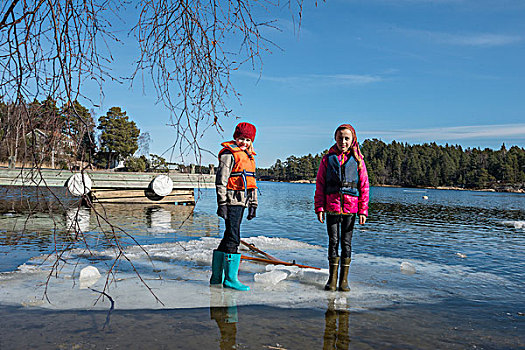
[233,122,256,141]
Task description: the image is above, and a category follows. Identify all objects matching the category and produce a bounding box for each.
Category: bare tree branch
[0,0,305,302]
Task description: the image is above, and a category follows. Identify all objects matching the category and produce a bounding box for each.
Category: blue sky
[88,0,525,167]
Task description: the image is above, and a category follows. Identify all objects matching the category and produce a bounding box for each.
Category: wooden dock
[0,168,214,205]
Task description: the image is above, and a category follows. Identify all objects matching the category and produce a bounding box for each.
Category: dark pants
[217,206,245,253]
[326,214,356,258]
[210,307,237,349]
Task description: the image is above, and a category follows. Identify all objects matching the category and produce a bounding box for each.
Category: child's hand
[247,206,257,220]
[359,214,367,225]
[316,211,325,223]
[217,205,228,220]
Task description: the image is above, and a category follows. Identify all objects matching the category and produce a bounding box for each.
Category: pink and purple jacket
[314,145,370,216]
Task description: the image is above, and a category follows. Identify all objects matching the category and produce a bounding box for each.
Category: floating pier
[0,168,214,205]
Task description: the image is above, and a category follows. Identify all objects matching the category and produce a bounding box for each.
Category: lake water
[0,182,524,349]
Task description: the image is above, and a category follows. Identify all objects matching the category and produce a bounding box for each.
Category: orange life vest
[219,141,257,190]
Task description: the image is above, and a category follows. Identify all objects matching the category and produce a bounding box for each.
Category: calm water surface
[0,182,524,349]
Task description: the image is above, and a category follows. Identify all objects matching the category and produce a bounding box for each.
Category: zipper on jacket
[340,153,344,214]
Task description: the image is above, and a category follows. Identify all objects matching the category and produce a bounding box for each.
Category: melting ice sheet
[0,236,512,311]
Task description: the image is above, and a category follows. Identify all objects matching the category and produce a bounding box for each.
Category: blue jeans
[217,205,245,253]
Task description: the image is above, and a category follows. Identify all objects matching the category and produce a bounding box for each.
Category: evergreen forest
[257,139,525,191]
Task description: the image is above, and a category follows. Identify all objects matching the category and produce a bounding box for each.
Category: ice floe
[0,236,514,311]
[79,266,101,289]
[502,220,525,229]
[400,262,416,275]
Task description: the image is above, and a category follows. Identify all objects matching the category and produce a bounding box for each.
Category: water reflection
[0,186,80,213]
[96,203,220,238]
[91,203,200,234]
[0,202,217,244]
[145,206,172,232]
[0,206,91,237]
[323,296,350,350]
[210,288,238,350]
[65,207,91,234]
[0,202,219,271]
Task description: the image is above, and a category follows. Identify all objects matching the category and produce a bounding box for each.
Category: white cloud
[310,74,383,84]
[437,33,522,47]
[362,123,525,141]
[255,122,525,146]
[398,27,522,47]
[236,71,384,86]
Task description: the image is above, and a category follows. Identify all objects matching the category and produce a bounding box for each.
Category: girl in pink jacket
[314,124,369,292]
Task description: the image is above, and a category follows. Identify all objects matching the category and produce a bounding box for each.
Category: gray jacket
[216,152,258,208]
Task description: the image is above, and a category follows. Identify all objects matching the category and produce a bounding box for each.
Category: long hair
[334,124,365,170]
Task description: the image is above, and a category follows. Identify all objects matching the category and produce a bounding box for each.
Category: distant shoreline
[266,179,525,194]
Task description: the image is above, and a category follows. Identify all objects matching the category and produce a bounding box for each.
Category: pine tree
[97,107,140,168]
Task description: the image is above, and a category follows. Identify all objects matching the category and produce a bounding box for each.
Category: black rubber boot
[324,257,340,291]
[338,257,351,292]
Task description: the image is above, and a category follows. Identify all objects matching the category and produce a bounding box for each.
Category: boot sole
[224,283,250,291]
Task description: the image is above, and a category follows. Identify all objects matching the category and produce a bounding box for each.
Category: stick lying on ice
[241,255,321,270]
[240,240,320,270]
[240,240,280,261]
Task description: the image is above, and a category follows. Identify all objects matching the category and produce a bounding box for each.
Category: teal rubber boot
[210,250,225,285]
[223,253,250,291]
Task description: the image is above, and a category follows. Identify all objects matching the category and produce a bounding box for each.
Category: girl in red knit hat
[314,124,370,292]
[210,122,258,291]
